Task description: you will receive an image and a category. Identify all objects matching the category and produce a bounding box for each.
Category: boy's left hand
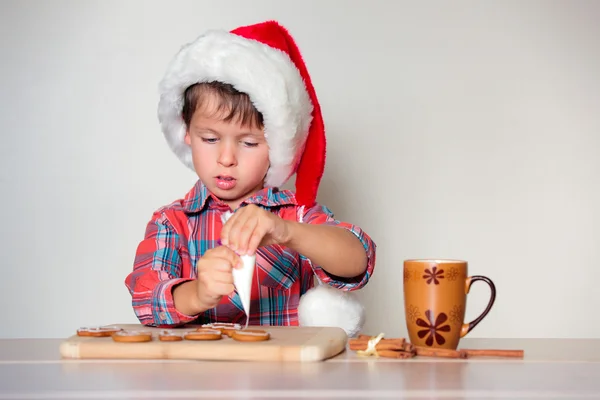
[220,205,291,256]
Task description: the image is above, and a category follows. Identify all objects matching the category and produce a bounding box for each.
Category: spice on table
[350,333,524,360]
[414,346,467,359]
[459,348,524,358]
[348,338,406,351]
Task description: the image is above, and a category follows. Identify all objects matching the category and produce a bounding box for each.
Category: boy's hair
[182,81,264,129]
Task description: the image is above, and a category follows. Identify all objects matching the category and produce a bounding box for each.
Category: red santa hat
[157,20,325,208]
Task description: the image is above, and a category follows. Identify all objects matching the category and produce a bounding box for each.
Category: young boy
[125,20,376,328]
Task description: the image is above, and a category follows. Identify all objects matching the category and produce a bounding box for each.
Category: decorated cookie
[202,323,241,337]
[232,329,270,342]
[76,326,122,337]
[111,330,153,343]
[184,328,223,341]
[158,330,184,341]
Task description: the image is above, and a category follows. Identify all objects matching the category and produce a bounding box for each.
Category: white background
[1,0,598,339]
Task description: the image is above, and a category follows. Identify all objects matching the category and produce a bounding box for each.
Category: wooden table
[1,337,599,399]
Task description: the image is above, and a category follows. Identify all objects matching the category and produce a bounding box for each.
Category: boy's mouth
[215,175,237,190]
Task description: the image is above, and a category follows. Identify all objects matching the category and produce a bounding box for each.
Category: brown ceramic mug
[403,259,496,350]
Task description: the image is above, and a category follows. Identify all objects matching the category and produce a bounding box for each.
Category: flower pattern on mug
[449,305,464,327]
[423,266,445,285]
[403,268,412,283]
[446,267,460,281]
[406,304,421,323]
[416,310,451,346]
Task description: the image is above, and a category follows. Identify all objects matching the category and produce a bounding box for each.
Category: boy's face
[184,95,270,210]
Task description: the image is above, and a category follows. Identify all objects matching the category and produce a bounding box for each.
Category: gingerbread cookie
[77,326,122,337]
[184,328,222,341]
[158,330,184,342]
[201,323,241,337]
[111,330,153,343]
[232,329,270,342]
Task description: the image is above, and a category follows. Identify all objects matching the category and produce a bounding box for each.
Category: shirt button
[159,312,166,320]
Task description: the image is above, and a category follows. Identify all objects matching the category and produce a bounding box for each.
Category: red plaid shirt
[125,180,376,327]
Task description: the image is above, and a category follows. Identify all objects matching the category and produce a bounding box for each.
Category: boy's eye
[201,137,218,144]
[242,141,258,147]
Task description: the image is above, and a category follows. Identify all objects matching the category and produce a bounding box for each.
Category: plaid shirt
[125,180,376,327]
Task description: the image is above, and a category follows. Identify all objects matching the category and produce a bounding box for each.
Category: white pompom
[298,283,365,337]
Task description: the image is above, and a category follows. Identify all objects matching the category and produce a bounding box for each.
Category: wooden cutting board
[59,324,348,362]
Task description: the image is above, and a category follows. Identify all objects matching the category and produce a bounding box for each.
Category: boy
[125,21,376,328]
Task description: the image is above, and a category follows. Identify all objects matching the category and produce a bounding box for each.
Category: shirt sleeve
[124,212,197,327]
[299,203,376,291]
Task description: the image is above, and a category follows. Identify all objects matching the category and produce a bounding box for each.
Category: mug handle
[460,275,496,338]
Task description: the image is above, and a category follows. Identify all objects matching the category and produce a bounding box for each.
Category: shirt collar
[182,180,297,213]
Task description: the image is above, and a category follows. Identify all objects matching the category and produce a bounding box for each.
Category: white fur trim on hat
[157,30,314,187]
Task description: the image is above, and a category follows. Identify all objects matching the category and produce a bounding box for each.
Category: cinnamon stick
[355,334,405,342]
[414,346,468,359]
[376,350,415,359]
[352,334,524,359]
[348,341,406,351]
[349,337,405,348]
[460,349,524,358]
[403,342,415,353]
[351,337,405,345]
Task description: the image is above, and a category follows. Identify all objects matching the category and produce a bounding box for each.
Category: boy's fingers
[235,216,259,255]
[246,226,265,256]
[202,258,231,273]
[211,246,243,270]
[226,211,250,252]
[209,282,235,296]
[211,270,234,285]
[220,209,243,246]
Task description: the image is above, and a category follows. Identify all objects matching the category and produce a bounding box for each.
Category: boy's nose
[218,144,237,167]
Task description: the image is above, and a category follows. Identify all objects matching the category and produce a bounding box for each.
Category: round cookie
[77,326,122,337]
[158,330,184,341]
[184,328,222,341]
[202,323,242,337]
[221,327,239,338]
[232,329,270,342]
[111,330,153,343]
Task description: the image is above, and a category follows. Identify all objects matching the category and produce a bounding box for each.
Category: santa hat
[157,20,325,208]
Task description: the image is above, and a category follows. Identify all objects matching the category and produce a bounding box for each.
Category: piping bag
[220,211,255,328]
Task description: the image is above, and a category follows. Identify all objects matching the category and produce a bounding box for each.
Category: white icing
[79,326,120,332]
[160,330,182,336]
[221,211,256,329]
[202,323,241,330]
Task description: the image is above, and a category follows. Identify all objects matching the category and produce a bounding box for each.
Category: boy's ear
[184,131,191,146]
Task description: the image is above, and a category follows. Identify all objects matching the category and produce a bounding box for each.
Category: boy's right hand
[194,246,242,310]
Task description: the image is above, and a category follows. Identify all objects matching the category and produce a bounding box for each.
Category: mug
[403,259,496,350]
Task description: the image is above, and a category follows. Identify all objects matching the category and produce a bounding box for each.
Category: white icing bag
[221,211,256,327]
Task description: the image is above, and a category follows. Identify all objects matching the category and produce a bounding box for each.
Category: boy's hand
[195,246,242,310]
[220,205,291,256]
